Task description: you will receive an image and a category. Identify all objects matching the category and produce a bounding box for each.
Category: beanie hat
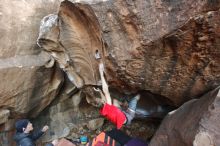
[15,119,30,133]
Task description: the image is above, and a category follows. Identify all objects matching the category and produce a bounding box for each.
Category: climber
[94,63,140,129]
[13,119,57,146]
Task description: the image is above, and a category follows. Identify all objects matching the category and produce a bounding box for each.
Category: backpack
[86,132,121,146]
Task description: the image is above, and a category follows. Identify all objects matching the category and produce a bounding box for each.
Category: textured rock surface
[37,2,103,89]
[87,118,104,131]
[0,0,65,119]
[0,0,64,117]
[0,1,64,145]
[0,109,10,125]
[91,0,220,105]
[0,0,220,146]
[38,0,220,107]
[34,96,156,145]
[149,86,220,146]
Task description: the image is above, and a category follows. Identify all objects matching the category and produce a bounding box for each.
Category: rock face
[33,91,157,145]
[149,86,220,146]
[0,109,10,125]
[0,1,63,145]
[0,0,220,145]
[88,0,220,105]
[34,95,102,143]
[0,0,64,116]
[38,0,220,107]
[37,2,103,88]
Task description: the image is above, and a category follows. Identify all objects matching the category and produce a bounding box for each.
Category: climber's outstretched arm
[99,63,112,105]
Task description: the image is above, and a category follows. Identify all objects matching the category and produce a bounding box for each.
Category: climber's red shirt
[100,103,126,129]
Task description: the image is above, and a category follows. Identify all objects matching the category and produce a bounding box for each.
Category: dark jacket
[13,131,53,146]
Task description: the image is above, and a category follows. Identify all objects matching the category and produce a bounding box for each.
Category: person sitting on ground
[94,63,140,129]
[13,119,57,146]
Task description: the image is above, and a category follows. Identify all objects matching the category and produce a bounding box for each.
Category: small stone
[62,127,71,137]
[87,118,104,131]
[71,133,79,138]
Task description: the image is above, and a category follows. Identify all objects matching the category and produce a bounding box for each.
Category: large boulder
[0,0,63,136]
[84,0,220,105]
[38,0,220,107]
[149,86,220,146]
